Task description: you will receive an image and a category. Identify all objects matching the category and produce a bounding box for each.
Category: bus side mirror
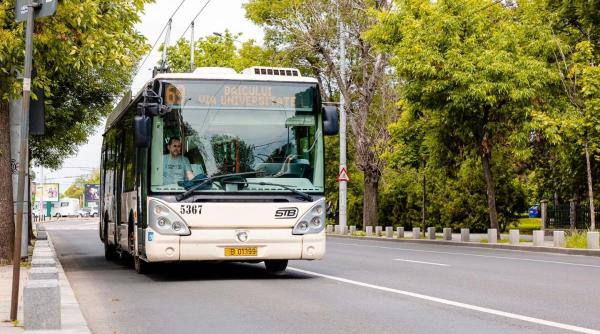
[134,115,151,148]
[322,106,339,136]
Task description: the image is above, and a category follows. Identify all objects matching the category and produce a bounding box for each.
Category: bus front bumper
[144,228,325,262]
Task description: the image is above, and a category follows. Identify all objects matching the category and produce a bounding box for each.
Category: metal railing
[547,203,599,230]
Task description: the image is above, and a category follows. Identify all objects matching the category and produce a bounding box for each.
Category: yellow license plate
[224,247,258,257]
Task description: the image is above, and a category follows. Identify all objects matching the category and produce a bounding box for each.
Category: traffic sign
[15,0,57,23]
[336,167,351,182]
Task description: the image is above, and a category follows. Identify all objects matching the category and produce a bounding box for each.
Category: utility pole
[11,0,36,321]
[338,4,347,232]
[11,0,56,321]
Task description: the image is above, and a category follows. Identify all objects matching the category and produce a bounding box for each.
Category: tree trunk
[480,149,499,233]
[0,101,15,264]
[585,141,595,231]
[363,176,379,228]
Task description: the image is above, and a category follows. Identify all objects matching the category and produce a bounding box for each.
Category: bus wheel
[104,241,117,261]
[265,260,288,273]
[134,255,150,274]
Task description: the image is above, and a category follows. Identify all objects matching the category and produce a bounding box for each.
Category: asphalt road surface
[46,220,600,334]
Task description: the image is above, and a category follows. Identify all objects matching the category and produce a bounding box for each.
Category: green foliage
[371,0,556,229]
[164,30,289,73]
[0,0,152,168]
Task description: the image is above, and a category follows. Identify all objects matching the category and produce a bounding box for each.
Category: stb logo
[275,207,298,219]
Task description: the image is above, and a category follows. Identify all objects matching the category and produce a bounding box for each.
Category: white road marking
[288,267,600,334]
[331,242,600,268]
[393,258,449,267]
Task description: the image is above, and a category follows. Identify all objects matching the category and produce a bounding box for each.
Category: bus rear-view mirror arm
[322,106,339,136]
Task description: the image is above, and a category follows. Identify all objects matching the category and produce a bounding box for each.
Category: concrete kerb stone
[396,227,404,239]
[509,230,520,245]
[24,279,61,330]
[366,226,373,236]
[587,231,599,250]
[28,267,59,280]
[37,230,48,240]
[533,230,544,246]
[385,226,393,238]
[326,225,333,233]
[412,227,420,239]
[443,228,452,240]
[487,229,497,244]
[334,225,340,234]
[427,227,436,240]
[340,225,348,235]
[31,258,56,268]
[375,226,383,237]
[327,234,600,257]
[350,225,356,235]
[461,228,470,242]
[553,230,566,248]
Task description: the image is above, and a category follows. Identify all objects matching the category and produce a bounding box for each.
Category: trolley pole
[338,6,347,232]
[190,21,195,72]
[11,0,38,321]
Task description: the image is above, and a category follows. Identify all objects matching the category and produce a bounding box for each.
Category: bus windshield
[150,80,324,194]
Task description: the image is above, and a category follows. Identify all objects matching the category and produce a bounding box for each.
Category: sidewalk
[1,235,91,333]
[0,265,26,333]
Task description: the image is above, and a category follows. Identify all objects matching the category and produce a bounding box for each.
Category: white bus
[100,67,338,274]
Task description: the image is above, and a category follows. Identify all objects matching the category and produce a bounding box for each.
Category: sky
[33,0,265,193]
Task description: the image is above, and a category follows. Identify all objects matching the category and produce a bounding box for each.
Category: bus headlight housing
[292,199,326,235]
[148,200,191,236]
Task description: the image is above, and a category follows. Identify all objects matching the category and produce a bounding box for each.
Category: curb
[26,236,92,334]
[327,234,600,257]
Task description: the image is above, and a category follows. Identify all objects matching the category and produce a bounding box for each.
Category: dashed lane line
[393,258,450,266]
[330,242,600,269]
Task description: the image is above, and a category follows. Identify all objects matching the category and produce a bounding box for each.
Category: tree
[371,0,557,231]
[245,0,397,228]
[63,170,100,206]
[0,0,152,263]
[165,31,288,73]
[543,0,600,230]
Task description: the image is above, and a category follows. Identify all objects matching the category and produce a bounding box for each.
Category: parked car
[528,205,541,218]
[78,207,98,218]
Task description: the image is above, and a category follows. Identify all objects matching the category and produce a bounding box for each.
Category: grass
[565,231,587,249]
[515,217,542,234]
[352,231,366,237]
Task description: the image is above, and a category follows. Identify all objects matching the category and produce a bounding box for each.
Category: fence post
[540,200,548,231]
[569,198,577,230]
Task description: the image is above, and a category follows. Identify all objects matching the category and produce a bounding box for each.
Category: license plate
[224,247,258,257]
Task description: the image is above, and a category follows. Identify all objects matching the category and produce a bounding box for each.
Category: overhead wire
[134,0,188,77]
[176,0,213,42]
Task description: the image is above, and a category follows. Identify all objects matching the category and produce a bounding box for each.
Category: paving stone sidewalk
[0,265,26,333]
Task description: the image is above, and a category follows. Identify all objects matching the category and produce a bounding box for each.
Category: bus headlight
[292,199,326,235]
[148,200,191,236]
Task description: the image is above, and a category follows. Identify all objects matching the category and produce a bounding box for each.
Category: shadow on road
[144,261,311,282]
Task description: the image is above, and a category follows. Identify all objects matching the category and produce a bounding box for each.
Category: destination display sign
[163,81,315,111]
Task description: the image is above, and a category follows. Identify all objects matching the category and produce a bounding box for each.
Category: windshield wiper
[223,181,313,202]
[175,171,262,202]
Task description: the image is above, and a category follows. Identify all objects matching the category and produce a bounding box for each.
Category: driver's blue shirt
[163,154,192,185]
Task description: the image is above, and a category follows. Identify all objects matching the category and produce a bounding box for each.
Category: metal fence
[547,203,600,230]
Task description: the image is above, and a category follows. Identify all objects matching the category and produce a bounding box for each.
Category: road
[45,220,600,334]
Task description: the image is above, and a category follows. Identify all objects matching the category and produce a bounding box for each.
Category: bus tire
[134,255,150,274]
[265,260,288,273]
[104,241,117,261]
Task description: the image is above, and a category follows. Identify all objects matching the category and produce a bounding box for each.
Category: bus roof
[105,67,319,133]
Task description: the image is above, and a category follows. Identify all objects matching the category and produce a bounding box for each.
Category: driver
[163,137,194,185]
